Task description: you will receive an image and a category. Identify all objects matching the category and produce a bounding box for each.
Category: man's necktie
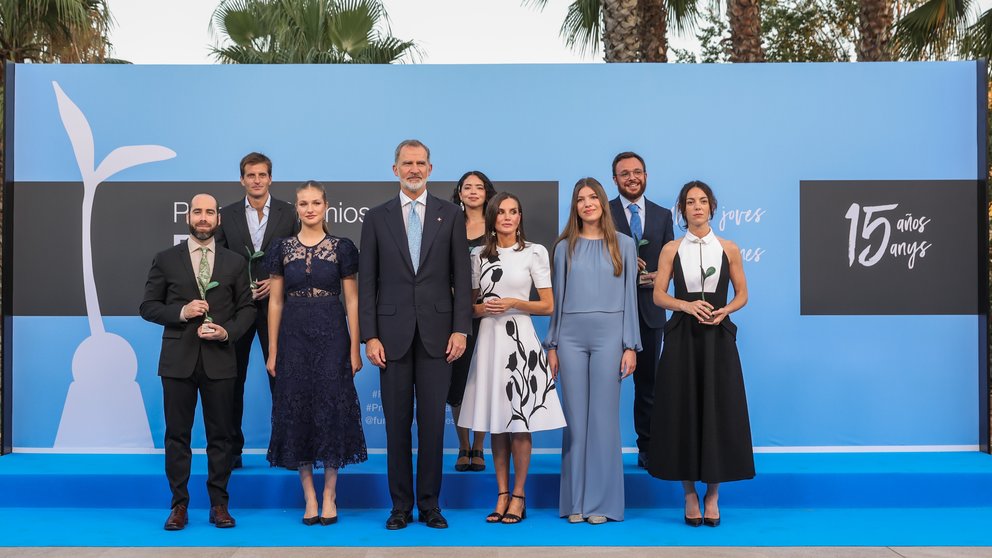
[629,203,643,244]
[198,246,211,297]
[407,202,422,273]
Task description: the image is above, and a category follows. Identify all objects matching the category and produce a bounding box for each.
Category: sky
[107,0,615,64]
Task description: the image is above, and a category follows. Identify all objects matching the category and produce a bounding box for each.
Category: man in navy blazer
[215,152,299,468]
[140,193,256,530]
[359,139,472,530]
[609,151,675,469]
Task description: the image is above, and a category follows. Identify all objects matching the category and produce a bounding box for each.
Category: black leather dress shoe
[637,452,649,469]
[418,507,449,529]
[209,505,236,528]
[164,504,187,531]
[385,510,412,530]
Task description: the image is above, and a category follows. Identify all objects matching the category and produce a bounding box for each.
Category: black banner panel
[800,180,980,315]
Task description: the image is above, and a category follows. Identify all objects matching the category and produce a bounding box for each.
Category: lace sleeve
[265,238,285,277]
[338,237,359,278]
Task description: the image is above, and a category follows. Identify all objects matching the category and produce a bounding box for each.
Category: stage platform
[0,451,990,547]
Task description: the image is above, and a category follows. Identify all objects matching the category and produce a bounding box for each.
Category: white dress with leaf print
[458,242,567,434]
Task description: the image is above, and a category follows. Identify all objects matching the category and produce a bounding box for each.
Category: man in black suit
[359,139,472,530]
[215,152,298,468]
[609,151,675,470]
[140,193,256,530]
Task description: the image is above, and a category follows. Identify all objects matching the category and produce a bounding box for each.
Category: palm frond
[560,0,602,55]
[892,0,974,59]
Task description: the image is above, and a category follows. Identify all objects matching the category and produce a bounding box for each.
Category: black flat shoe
[684,516,703,527]
[385,510,412,530]
[501,494,526,524]
[302,516,319,526]
[468,449,486,472]
[320,515,338,526]
[486,491,509,523]
[454,449,471,472]
[703,516,721,527]
[419,507,449,529]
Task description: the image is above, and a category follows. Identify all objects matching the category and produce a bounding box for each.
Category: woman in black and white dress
[458,192,566,524]
[648,180,754,528]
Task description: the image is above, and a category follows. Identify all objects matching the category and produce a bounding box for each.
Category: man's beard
[401,178,427,192]
[621,182,645,201]
[188,222,216,241]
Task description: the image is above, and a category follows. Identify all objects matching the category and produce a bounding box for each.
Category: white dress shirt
[399,191,426,231]
[621,196,648,232]
[245,195,271,252]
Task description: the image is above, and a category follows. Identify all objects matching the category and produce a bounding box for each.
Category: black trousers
[231,299,274,457]
[634,318,664,454]
[162,355,235,508]
[380,327,452,513]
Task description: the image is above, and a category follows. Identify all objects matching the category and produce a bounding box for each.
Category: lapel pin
[437,217,442,222]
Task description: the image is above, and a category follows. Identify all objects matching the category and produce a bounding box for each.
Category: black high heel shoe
[319,515,338,526]
[302,516,319,526]
[486,492,509,523]
[454,449,471,472]
[501,494,526,524]
[703,516,720,527]
[468,449,486,472]
[684,493,702,527]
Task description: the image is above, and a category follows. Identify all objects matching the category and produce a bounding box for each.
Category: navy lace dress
[266,235,368,470]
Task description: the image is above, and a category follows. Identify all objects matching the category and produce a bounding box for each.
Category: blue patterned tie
[629,203,643,244]
[407,201,422,273]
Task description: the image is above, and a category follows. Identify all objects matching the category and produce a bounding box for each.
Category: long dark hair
[480,192,527,260]
[675,180,718,230]
[297,180,330,234]
[451,170,497,213]
[554,178,623,277]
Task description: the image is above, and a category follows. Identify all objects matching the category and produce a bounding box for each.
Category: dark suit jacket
[215,196,298,280]
[139,241,257,379]
[358,192,472,359]
[611,196,675,329]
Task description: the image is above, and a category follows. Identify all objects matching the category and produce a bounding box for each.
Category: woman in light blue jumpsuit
[545,178,641,524]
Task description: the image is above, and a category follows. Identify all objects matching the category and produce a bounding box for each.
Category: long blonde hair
[554,177,623,277]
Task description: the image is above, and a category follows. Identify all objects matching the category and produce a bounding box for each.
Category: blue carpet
[0,507,989,547]
[1,452,991,546]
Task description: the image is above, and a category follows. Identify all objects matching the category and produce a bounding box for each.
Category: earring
[460,201,464,211]
[515,230,520,238]
[490,231,496,237]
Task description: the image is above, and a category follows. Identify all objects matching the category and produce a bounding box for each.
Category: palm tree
[209,0,416,64]
[728,0,764,61]
[892,0,992,61]
[526,0,699,62]
[857,0,893,60]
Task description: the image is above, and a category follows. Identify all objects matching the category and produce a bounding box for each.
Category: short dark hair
[394,139,430,163]
[676,180,718,229]
[451,170,498,213]
[240,152,272,177]
[611,151,646,177]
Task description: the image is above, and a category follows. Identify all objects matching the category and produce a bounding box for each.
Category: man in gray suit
[359,139,472,530]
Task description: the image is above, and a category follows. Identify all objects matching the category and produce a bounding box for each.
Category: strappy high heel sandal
[468,448,486,472]
[454,449,471,472]
[501,494,527,524]
[486,492,509,523]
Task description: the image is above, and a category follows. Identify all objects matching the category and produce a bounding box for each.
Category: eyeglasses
[617,169,644,179]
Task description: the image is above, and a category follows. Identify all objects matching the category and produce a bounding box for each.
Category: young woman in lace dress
[265,181,367,526]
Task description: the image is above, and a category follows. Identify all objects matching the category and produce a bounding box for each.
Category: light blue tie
[629,203,643,244]
[407,201,422,273]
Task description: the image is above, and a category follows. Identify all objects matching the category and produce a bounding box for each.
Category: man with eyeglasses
[215,151,299,469]
[609,151,675,470]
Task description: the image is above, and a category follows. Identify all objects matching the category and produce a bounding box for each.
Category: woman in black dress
[648,181,753,527]
[448,170,497,472]
[266,181,367,525]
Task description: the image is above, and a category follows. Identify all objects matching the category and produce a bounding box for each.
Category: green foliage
[680,0,858,63]
[210,0,417,64]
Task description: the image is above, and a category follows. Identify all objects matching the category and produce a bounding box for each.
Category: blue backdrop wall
[7,62,984,452]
